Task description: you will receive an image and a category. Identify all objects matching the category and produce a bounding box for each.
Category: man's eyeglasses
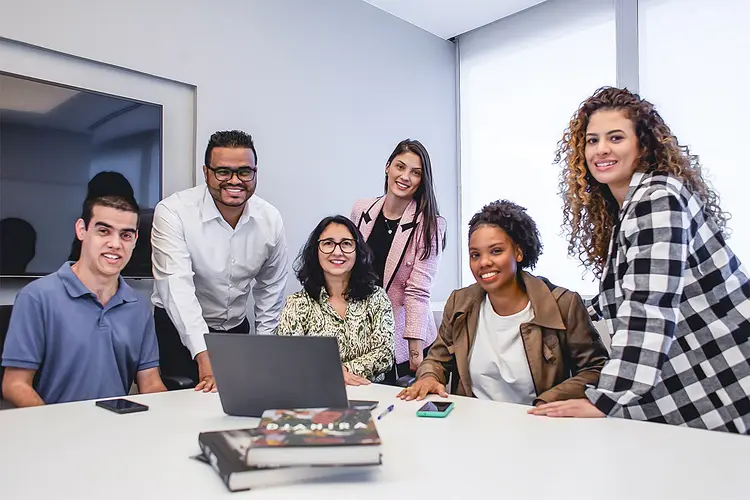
[206,165,257,182]
[318,238,356,254]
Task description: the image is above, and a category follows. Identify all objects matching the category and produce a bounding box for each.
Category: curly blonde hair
[556,86,728,278]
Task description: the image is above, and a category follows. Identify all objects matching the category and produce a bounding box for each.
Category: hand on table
[343,366,371,386]
[527,399,605,418]
[194,351,217,393]
[396,376,447,401]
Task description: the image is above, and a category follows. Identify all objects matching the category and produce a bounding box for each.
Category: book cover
[197,427,378,492]
[253,407,382,448]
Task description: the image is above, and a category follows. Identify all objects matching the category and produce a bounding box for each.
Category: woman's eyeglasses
[206,165,257,182]
[318,238,356,254]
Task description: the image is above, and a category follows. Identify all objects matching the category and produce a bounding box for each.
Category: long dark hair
[383,139,446,260]
[294,215,379,301]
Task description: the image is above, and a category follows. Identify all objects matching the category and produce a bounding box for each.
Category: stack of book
[195,407,382,492]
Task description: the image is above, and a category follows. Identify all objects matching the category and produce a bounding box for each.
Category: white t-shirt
[469,296,537,405]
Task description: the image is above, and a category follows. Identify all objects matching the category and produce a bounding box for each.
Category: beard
[208,182,252,207]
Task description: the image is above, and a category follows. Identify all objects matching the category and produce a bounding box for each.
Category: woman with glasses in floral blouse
[275,215,395,385]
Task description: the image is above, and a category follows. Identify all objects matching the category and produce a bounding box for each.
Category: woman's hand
[342,366,371,386]
[408,349,424,372]
[407,339,424,372]
[527,399,605,418]
[396,376,448,400]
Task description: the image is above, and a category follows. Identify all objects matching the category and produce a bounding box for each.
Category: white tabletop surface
[1,384,748,499]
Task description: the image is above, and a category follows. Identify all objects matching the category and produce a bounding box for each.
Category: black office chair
[152,313,197,391]
[161,374,194,391]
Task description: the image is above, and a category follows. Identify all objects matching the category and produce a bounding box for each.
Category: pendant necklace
[384,218,399,235]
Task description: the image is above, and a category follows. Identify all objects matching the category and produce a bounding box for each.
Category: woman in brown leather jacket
[397,200,608,405]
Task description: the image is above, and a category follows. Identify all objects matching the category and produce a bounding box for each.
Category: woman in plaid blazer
[531,87,750,433]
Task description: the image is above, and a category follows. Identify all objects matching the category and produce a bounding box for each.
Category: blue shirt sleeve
[137,311,160,371]
[1,291,46,370]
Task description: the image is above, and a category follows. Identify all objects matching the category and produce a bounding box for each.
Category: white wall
[0,0,459,303]
[458,0,616,295]
[639,0,750,267]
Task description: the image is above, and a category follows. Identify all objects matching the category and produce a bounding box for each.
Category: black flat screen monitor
[0,72,163,278]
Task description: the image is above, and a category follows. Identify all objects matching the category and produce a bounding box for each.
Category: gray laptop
[204,333,350,417]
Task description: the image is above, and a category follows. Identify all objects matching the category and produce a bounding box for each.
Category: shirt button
[231,259,236,264]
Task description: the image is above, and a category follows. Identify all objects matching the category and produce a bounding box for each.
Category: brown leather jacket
[415,272,609,404]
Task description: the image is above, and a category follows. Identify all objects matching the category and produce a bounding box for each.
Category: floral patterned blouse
[275,286,395,382]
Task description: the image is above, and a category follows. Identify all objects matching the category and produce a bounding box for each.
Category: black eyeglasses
[206,165,257,182]
[318,238,356,254]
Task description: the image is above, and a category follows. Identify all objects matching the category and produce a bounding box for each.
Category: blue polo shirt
[1,263,160,404]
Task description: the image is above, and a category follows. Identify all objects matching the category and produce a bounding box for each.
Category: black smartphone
[95,398,149,414]
[348,400,379,410]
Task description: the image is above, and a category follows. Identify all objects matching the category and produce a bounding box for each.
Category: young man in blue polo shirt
[1,195,166,407]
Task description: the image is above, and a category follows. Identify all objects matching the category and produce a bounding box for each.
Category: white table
[1,384,748,499]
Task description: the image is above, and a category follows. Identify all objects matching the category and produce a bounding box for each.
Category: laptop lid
[205,333,349,417]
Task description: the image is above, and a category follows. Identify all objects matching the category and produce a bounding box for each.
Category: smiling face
[385,151,422,201]
[203,147,257,208]
[468,224,523,294]
[317,222,357,281]
[75,205,138,278]
[585,109,640,203]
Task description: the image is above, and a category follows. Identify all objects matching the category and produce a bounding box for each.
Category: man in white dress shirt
[151,130,288,392]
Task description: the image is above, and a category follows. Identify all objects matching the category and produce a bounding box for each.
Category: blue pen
[377,404,395,420]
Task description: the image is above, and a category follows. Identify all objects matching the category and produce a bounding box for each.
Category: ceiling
[0,74,160,143]
[360,0,548,39]
[0,75,79,114]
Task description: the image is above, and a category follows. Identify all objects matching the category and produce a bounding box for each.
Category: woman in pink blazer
[351,139,446,384]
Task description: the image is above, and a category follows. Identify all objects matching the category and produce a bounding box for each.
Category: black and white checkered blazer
[586,171,750,433]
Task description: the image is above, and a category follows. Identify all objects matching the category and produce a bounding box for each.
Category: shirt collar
[199,184,263,226]
[622,171,649,208]
[57,262,138,304]
[451,273,566,330]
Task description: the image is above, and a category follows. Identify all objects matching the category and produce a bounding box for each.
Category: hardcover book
[245,407,383,467]
[197,428,373,492]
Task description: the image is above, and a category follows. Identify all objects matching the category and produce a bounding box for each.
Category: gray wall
[0,0,459,304]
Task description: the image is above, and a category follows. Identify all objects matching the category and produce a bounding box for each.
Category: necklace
[384,218,400,235]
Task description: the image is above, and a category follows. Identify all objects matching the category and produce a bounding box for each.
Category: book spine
[198,437,233,490]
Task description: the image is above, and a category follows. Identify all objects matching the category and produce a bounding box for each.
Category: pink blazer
[351,197,445,365]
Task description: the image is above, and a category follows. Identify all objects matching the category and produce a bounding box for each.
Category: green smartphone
[416,401,454,418]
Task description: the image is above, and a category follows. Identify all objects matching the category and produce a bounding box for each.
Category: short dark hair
[82,195,140,229]
[468,200,543,270]
[87,171,134,199]
[204,130,258,167]
[294,215,379,301]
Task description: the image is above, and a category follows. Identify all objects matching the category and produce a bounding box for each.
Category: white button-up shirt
[151,185,288,358]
